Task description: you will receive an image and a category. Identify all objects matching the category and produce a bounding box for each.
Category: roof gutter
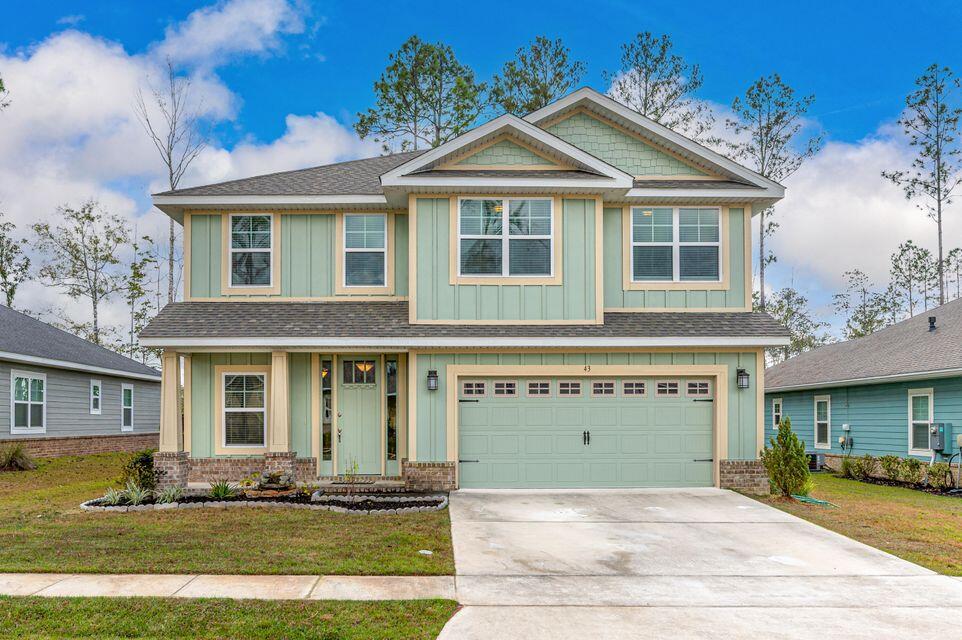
[766,366,962,393]
[0,351,161,382]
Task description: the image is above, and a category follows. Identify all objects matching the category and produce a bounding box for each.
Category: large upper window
[459,198,553,277]
[343,214,387,287]
[229,214,273,287]
[223,374,267,448]
[909,389,933,454]
[814,395,831,449]
[11,370,45,434]
[631,207,720,282]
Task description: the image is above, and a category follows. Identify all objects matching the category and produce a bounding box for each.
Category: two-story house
[141,88,788,493]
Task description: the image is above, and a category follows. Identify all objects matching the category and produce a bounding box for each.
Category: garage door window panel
[656,381,680,397]
[622,380,647,397]
[686,380,712,398]
[558,380,582,397]
[493,380,518,397]
[526,380,551,397]
[591,380,615,397]
[462,381,486,397]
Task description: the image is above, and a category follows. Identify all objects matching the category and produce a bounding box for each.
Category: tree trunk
[92,299,99,345]
[167,218,175,305]
[758,209,766,311]
[937,201,945,306]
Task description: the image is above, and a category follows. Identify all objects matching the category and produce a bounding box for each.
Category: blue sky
[0,0,960,333]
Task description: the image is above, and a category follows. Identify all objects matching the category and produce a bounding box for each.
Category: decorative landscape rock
[80,492,447,515]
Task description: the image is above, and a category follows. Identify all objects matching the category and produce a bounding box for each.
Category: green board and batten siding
[603,207,749,310]
[414,197,597,322]
[187,214,408,298]
[414,351,760,463]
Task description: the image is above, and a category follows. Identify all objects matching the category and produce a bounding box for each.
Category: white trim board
[0,351,160,382]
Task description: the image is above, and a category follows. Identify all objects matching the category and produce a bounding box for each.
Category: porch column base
[719,459,769,495]
[264,451,298,481]
[154,451,189,490]
[402,460,456,492]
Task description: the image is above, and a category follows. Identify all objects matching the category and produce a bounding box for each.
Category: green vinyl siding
[456,139,556,166]
[764,376,962,459]
[546,111,706,176]
[414,350,759,463]
[414,197,597,321]
[604,206,748,309]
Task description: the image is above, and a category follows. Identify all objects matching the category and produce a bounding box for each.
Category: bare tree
[0,212,30,306]
[135,57,206,305]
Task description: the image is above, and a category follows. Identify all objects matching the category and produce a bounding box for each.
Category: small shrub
[120,449,157,490]
[123,480,152,506]
[899,457,924,485]
[156,486,183,504]
[927,462,953,490]
[240,472,261,489]
[295,483,319,499]
[798,476,816,497]
[209,480,238,499]
[101,488,126,506]
[0,443,36,471]
[760,417,811,497]
[878,455,902,481]
[851,454,877,481]
[839,456,855,479]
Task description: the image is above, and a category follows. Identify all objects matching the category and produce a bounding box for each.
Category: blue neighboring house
[764,297,962,466]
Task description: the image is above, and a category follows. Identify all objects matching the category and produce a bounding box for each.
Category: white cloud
[56,15,85,26]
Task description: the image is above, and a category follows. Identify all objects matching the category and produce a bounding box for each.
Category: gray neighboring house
[0,305,161,456]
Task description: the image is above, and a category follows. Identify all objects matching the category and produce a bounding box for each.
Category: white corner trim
[0,351,161,382]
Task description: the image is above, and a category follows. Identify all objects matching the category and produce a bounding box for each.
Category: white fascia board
[380,114,633,185]
[152,195,388,207]
[140,336,790,349]
[525,88,784,193]
[626,187,784,200]
[0,351,161,382]
[766,367,962,393]
[387,176,630,189]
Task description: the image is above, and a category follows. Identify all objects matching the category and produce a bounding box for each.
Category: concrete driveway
[439,488,962,639]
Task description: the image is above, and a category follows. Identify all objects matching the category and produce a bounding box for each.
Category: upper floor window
[344,214,387,287]
[631,207,720,282]
[230,214,273,287]
[11,370,46,434]
[458,198,553,277]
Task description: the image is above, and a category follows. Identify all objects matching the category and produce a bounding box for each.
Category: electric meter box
[929,423,950,452]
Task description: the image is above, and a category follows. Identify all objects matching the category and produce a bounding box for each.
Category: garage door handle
[459,459,479,463]
[692,399,714,403]
[693,458,714,462]
[459,399,479,403]
[582,430,587,445]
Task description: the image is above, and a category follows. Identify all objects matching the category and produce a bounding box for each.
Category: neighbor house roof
[766,297,962,392]
[139,301,789,349]
[0,305,160,381]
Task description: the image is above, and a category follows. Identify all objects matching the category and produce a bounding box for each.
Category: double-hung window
[814,395,831,449]
[11,370,46,434]
[223,374,267,448]
[908,389,934,454]
[90,379,102,415]
[121,384,134,431]
[343,214,387,287]
[459,198,553,277]
[772,399,782,430]
[631,207,721,282]
[229,214,273,287]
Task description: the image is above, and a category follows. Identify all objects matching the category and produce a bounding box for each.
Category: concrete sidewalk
[0,573,455,601]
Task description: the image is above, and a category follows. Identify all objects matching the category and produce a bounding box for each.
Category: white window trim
[591,379,616,397]
[222,372,267,449]
[342,213,388,288]
[655,380,680,397]
[228,212,274,289]
[630,206,722,283]
[121,383,134,432]
[89,379,102,415]
[814,395,831,450]
[10,369,46,435]
[907,388,934,456]
[772,398,783,429]
[525,379,552,398]
[457,197,554,278]
[558,380,583,397]
[622,379,647,397]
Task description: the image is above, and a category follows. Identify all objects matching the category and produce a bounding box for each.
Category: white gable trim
[380,113,633,188]
[524,88,785,197]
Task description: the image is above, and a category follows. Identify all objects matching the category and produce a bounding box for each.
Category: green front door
[458,376,714,488]
[337,357,381,475]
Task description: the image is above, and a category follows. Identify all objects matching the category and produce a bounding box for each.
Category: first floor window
[909,390,933,452]
[223,374,266,447]
[90,379,102,415]
[121,384,134,431]
[772,399,782,429]
[11,371,45,433]
[459,198,553,277]
[229,214,273,287]
[344,214,387,287]
[631,206,720,282]
[814,396,830,449]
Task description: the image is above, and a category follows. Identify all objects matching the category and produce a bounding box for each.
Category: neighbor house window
[343,360,376,385]
[656,381,679,397]
[229,214,273,287]
[526,380,551,397]
[458,198,553,277]
[11,370,45,434]
[343,214,387,287]
[631,207,720,282]
[223,374,266,448]
[814,395,831,449]
[772,399,783,429]
[622,380,646,396]
[121,383,134,431]
[90,379,102,415]
[908,389,934,454]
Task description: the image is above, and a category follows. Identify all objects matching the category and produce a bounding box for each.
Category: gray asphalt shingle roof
[766,297,962,390]
[0,306,160,378]
[140,301,788,340]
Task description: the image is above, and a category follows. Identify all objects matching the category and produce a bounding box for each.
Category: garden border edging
[80,493,449,515]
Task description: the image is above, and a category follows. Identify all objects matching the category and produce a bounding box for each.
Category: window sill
[121,426,134,433]
[450,273,562,286]
[10,428,45,436]
[624,279,728,291]
[908,449,933,457]
[814,443,831,450]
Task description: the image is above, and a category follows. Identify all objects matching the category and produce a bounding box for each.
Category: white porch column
[269,350,290,452]
[158,350,182,452]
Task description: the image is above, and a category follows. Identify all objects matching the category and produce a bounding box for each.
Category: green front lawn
[0,453,454,575]
[0,596,457,640]
[759,473,962,575]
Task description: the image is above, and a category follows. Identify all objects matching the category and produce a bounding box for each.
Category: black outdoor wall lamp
[736,368,750,389]
[427,369,439,391]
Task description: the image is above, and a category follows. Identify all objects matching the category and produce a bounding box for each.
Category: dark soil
[833,473,962,497]
[88,492,445,511]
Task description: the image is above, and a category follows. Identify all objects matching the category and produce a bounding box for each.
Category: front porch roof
[139,302,789,349]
